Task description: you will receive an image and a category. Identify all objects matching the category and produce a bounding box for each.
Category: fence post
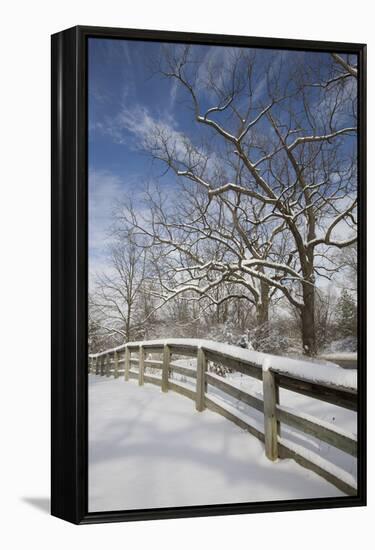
[138,346,145,386]
[94,356,98,375]
[124,346,130,381]
[196,347,207,412]
[100,355,105,376]
[162,344,170,393]
[114,350,119,379]
[276,384,280,437]
[263,369,278,461]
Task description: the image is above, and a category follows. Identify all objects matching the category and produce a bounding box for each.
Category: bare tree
[90,232,152,343]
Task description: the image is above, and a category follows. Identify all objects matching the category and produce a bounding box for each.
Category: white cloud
[98,102,180,151]
[195,45,240,101]
[88,168,155,290]
[89,169,124,278]
[108,102,208,169]
[169,77,179,109]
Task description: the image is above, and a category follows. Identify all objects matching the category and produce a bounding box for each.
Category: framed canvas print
[51,26,366,524]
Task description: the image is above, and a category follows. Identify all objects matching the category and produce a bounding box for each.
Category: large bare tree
[116,47,358,355]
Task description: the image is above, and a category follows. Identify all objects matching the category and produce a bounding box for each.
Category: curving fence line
[89,339,358,496]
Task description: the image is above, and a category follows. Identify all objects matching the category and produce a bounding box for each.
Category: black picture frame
[51,25,367,525]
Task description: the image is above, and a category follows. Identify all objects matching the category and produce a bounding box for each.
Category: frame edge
[51,26,87,525]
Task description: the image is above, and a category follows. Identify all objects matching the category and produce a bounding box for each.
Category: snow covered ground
[89,374,346,513]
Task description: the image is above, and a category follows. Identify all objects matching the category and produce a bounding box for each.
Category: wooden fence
[89,340,357,496]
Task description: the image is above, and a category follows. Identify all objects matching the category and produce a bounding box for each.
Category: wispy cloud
[97,37,133,67]
[89,169,123,253]
[88,167,161,289]
[195,45,240,101]
[251,49,290,104]
[97,99,193,162]
[169,77,179,109]
[89,169,126,290]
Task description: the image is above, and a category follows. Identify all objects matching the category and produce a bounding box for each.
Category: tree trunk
[256,280,269,325]
[125,301,132,343]
[300,282,316,356]
[300,226,317,356]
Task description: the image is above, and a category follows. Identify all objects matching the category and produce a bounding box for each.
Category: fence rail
[89,339,357,496]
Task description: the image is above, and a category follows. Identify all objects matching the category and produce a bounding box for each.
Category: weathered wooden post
[106,353,111,377]
[276,384,281,437]
[138,346,145,386]
[196,347,207,412]
[162,344,170,393]
[95,356,99,375]
[124,346,130,381]
[263,367,278,461]
[114,350,119,379]
[100,354,105,376]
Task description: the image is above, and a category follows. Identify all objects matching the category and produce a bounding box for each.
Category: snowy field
[89,374,347,512]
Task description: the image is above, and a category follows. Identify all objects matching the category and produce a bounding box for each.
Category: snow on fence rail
[89,338,358,496]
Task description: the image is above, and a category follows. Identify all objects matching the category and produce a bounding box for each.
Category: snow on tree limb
[331,53,358,78]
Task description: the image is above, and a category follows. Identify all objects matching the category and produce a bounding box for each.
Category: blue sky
[88,38,357,284]
[88,38,194,277]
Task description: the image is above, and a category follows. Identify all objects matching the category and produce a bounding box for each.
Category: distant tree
[334,244,358,293]
[335,289,357,339]
[315,288,337,351]
[90,232,152,343]
[88,293,119,352]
